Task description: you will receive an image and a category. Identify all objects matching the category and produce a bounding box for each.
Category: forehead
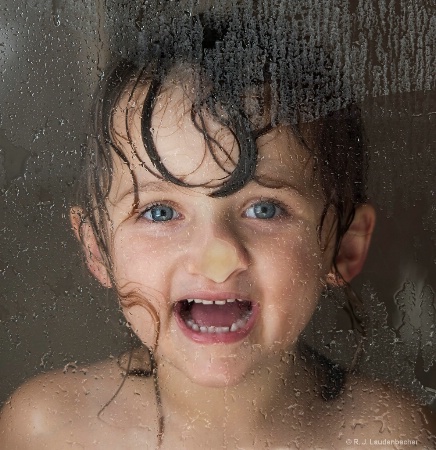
[109,74,320,200]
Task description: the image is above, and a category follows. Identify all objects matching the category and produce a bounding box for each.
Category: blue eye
[245,201,281,219]
[142,204,178,222]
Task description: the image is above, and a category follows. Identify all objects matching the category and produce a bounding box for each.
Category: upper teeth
[187,298,238,305]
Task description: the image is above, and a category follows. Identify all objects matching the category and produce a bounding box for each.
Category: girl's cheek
[111,225,180,278]
[253,225,322,273]
[122,305,158,349]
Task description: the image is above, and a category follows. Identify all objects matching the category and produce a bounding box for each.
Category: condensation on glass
[0,0,435,445]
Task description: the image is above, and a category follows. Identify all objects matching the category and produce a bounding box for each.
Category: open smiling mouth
[174,299,257,343]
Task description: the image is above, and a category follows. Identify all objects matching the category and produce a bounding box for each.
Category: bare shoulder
[338,374,436,447]
[0,349,158,449]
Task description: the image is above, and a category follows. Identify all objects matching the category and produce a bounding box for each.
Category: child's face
[105,81,334,387]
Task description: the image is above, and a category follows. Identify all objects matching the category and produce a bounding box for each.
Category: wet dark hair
[78,55,367,278]
[77,13,368,277]
[75,18,368,442]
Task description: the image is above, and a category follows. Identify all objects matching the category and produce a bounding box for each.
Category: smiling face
[93,77,336,387]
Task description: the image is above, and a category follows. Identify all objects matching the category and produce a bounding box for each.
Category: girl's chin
[158,350,258,389]
[183,365,250,388]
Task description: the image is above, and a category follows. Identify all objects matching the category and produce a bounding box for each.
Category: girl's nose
[191,236,248,283]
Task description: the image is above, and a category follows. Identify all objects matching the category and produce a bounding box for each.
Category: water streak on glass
[51,0,63,27]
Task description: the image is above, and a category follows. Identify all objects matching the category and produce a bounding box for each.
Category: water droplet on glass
[52,0,62,27]
[52,14,61,27]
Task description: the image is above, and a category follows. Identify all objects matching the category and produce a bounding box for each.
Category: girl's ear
[333,204,376,284]
[70,207,112,288]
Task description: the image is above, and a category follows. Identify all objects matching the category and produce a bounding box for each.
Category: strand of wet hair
[97,348,134,421]
[140,76,209,189]
[190,106,234,176]
[141,74,259,198]
[341,283,368,373]
[123,346,164,448]
[150,348,164,448]
[96,346,164,447]
[95,285,165,447]
[118,289,164,446]
[209,109,258,197]
[121,64,162,182]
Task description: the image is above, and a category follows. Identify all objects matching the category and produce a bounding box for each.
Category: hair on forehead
[106,61,260,200]
[77,12,368,282]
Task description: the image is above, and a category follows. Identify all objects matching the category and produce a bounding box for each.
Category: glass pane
[1,0,435,447]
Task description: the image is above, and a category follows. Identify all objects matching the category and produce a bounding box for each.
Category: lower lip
[174,302,259,344]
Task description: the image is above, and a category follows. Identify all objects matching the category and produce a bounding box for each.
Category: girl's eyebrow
[114,176,314,204]
[251,176,312,199]
[114,181,178,203]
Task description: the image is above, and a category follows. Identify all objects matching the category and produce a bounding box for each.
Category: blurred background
[0,0,435,410]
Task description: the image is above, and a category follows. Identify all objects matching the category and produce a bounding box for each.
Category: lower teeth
[185,315,250,334]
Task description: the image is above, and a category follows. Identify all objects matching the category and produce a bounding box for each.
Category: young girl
[1,16,434,449]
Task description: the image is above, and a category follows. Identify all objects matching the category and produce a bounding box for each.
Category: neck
[155,345,318,436]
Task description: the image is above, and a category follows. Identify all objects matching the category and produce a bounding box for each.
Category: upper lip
[175,291,252,303]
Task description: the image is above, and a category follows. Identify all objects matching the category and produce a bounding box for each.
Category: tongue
[190,302,249,327]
